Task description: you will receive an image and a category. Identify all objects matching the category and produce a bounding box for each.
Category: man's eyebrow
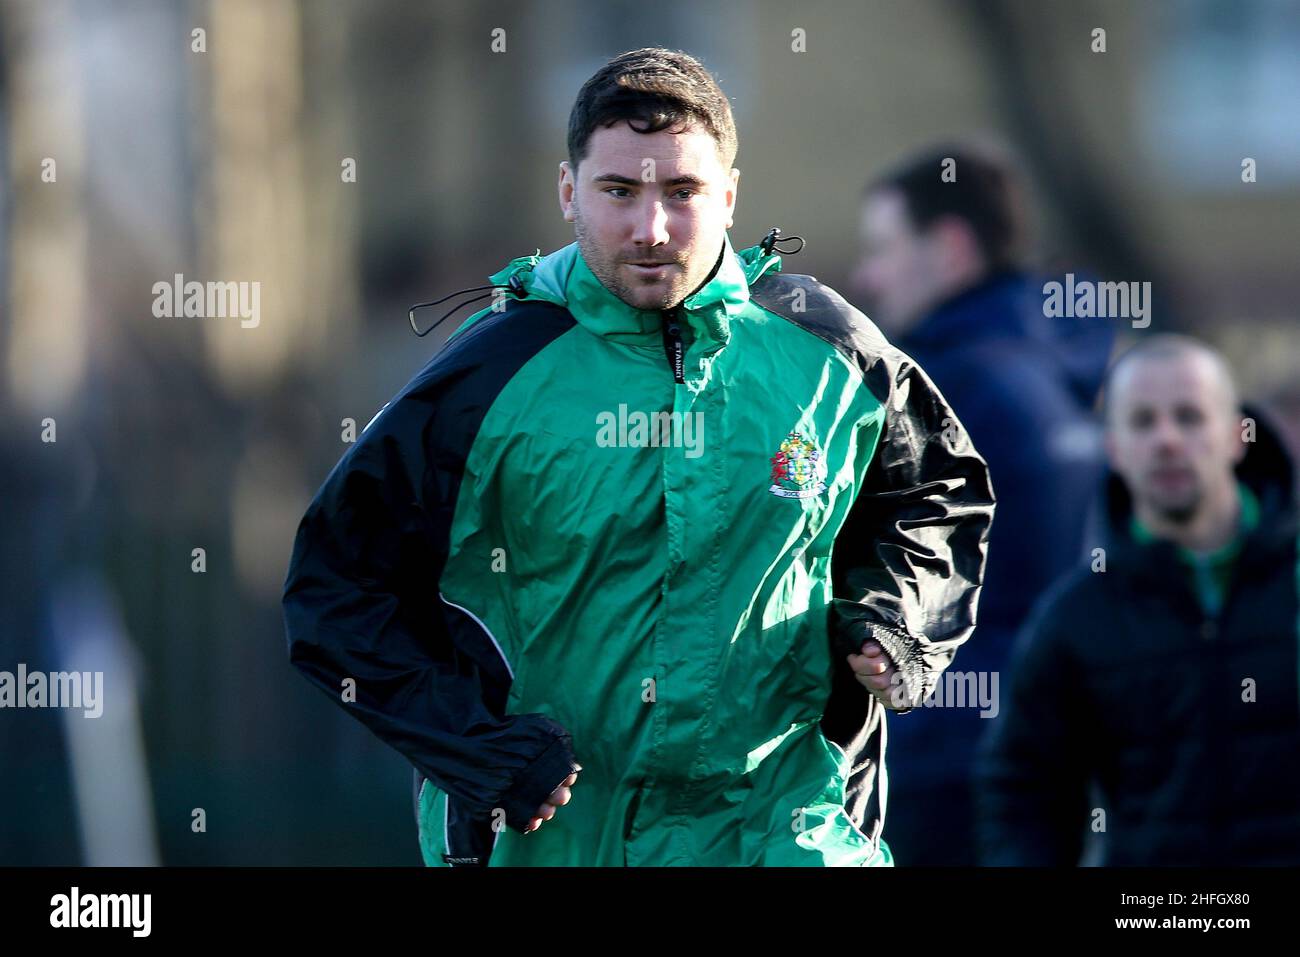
[590,173,708,188]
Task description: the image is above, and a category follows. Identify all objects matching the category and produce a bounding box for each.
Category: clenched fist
[523,768,580,834]
[847,640,916,712]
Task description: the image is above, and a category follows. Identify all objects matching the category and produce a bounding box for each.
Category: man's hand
[847,640,916,711]
[523,769,580,834]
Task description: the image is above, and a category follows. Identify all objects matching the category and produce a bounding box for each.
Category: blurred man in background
[851,143,1114,865]
[976,334,1300,865]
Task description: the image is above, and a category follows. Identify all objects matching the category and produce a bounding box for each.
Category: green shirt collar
[488,232,775,350]
[1129,480,1260,567]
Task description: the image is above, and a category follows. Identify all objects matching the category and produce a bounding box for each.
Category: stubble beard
[1144,482,1204,526]
[573,212,710,312]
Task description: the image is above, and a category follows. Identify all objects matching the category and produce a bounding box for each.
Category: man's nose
[1152,414,1185,452]
[630,198,670,246]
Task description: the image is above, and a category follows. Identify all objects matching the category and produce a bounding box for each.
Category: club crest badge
[769,431,827,499]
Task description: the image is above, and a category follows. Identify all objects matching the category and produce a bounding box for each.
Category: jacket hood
[901,269,1115,412]
[478,231,783,350]
[1090,402,1298,578]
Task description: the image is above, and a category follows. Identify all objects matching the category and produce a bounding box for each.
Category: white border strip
[440,592,514,680]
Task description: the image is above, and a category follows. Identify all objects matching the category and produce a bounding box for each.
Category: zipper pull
[661,308,685,384]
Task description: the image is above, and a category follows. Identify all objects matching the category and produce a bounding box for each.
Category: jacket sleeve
[973,586,1092,865]
[830,344,996,710]
[281,328,578,835]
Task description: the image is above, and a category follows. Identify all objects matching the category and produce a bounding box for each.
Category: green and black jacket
[282,231,994,865]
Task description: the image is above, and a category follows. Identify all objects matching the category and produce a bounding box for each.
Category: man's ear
[933,215,982,274]
[1229,409,1249,465]
[559,161,577,223]
[724,167,739,230]
[1102,427,1119,472]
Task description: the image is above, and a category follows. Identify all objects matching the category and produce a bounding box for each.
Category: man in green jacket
[282,47,994,866]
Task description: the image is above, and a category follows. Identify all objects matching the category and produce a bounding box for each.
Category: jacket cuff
[497,729,579,834]
[866,621,926,712]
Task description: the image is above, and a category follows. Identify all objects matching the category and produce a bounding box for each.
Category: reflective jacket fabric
[282,232,994,866]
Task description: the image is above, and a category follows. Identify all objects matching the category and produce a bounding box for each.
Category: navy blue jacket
[878,270,1113,862]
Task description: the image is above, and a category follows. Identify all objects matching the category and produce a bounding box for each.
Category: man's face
[851,189,945,336]
[559,120,738,311]
[1105,353,1245,524]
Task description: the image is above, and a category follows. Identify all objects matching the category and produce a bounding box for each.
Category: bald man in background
[976,334,1300,865]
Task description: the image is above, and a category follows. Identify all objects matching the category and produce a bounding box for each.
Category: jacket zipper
[661,308,685,384]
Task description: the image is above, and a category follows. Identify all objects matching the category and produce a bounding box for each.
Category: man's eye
[605,187,631,198]
[673,189,696,201]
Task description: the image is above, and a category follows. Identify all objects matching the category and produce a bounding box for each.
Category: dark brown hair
[567,48,738,171]
[867,143,1028,272]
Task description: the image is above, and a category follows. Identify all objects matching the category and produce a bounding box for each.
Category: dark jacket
[896,269,1113,691]
[878,270,1112,864]
[975,407,1300,866]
